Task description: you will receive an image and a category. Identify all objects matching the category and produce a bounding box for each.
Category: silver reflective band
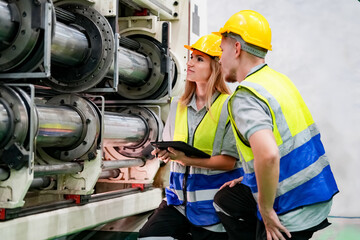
[225,32,267,58]
[213,202,245,221]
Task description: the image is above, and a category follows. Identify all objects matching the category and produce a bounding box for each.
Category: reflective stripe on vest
[228,65,338,216]
[167,93,243,226]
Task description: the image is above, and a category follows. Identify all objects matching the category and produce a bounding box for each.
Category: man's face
[219,36,238,83]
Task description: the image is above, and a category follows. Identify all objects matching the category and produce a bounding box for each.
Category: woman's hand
[167,147,189,166]
[220,176,243,189]
[151,148,171,163]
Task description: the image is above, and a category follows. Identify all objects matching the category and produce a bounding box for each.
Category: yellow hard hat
[214,10,272,51]
[184,34,222,57]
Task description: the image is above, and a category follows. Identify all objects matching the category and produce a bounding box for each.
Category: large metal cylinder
[103,112,148,147]
[0,1,17,50]
[50,22,89,66]
[0,94,150,154]
[36,105,84,148]
[0,0,151,87]
[0,103,10,143]
[0,167,9,181]
[107,46,150,87]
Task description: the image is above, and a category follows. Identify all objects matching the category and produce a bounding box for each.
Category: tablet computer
[151,141,210,158]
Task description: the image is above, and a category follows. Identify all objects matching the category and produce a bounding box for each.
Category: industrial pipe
[0,92,150,158]
[102,159,144,171]
[36,105,84,148]
[0,1,17,50]
[0,0,150,87]
[50,22,89,66]
[103,112,147,147]
[99,169,121,179]
[0,167,9,181]
[32,159,144,177]
[107,46,150,87]
[30,177,51,189]
[34,163,83,177]
[0,103,10,143]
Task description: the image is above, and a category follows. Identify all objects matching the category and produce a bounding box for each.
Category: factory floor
[58,214,360,240]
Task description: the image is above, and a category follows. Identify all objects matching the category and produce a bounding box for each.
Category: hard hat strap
[225,32,267,58]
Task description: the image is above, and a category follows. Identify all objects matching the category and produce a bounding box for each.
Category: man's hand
[249,129,291,240]
[260,208,291,240]
[220,176,243,189]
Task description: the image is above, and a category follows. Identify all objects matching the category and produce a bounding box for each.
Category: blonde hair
[179,57,230,110]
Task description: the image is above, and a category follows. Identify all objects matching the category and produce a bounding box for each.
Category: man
[212,10,339,240]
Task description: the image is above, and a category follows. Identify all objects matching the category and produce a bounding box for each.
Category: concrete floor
[312,217,360,240]
[60,214,360,240]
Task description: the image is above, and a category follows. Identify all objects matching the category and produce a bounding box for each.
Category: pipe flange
[0,0,44,72]
[0,86,29,150]
[11,86,40,150]
[0,98,15,149]
[116,36,169,100]
[40,94,100,161]
[47,3,114,92]
[111,106,163,158]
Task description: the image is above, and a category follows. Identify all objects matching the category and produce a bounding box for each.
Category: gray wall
[207,0,360,217]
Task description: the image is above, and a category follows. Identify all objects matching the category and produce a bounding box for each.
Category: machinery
[0,0,207,239]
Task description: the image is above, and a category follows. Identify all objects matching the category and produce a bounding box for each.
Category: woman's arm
[165,147,236,171]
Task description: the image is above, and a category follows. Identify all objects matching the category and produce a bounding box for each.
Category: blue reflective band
[169,168,243,191]
[187,200,220,226]
[274,165,339,214]
[242,172,257,192]
[279,134,325,182]
[168,172,185,190]
[242,134,326,193]
[186,168,243,191]
[165,188,183,205]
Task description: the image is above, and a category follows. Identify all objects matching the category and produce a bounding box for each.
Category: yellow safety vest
[167,93,243,226]
[228,65,338,215]
[174,93,229,156]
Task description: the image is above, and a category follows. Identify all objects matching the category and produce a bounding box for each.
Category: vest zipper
[182,166,190,216]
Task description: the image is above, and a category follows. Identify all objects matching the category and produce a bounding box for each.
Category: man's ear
[234,41,241,57]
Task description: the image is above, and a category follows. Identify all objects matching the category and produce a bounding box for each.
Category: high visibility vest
[228,65,338,217]
[166,93,243,226]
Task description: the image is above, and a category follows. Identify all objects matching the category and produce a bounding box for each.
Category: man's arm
[249,129,291,240]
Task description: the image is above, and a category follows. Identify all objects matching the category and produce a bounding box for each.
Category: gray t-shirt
[231,64,332,231]
[163,91,239,232]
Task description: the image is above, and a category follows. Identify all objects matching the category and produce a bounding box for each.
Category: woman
[138,34,243,240]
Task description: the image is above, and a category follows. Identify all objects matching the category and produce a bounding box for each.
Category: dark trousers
[138,200,229,240]
[214,184,331,240]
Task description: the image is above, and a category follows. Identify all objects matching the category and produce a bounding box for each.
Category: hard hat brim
[184,45,193,51]
[212,31,222,37]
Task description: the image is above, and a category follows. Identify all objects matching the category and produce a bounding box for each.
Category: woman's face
[186,50,212,83]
